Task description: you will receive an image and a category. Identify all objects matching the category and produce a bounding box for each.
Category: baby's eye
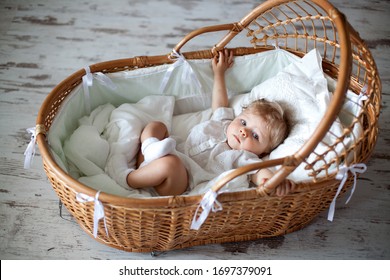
[240,119,246,126]
[252,132,259,140]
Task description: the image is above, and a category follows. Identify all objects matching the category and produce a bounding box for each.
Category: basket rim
[36,0,374,207]
[35,44,347,207]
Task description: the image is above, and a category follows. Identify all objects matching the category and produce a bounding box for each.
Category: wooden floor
[0,0,389,260]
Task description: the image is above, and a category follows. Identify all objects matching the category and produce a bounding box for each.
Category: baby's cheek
[252,142,265,155]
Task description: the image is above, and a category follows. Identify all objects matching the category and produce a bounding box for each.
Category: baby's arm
[211,49,234,111]
[251,169,296,196]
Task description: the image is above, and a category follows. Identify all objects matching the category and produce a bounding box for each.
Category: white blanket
[64,96,176,197]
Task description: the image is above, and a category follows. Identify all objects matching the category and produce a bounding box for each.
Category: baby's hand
[212,49,234,75]
[275,179,296,197]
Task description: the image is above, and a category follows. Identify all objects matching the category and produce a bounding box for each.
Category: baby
[126,49,295,196]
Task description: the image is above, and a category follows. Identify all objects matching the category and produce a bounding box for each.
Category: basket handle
[210,0,353,184]
[175,0,352,192]
[210,156,296,196]
[171,1,292,55]
[172,23,243,56]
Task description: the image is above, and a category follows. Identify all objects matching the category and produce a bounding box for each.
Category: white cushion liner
[48,49,362,197]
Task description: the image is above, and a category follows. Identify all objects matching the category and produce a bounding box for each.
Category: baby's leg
[140,121,169,142]
[127,155,188,196]
[136,121,176,167]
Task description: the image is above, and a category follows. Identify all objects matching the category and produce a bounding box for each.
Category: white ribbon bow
[24,127,36,169]
[82,67,93,115]
[159,49,203,94]
[76,191,108,238]
[82,67,117,115]
[94,72,117,91]
[191,189,223,230]
[358,88,368,104]
[327,163,367,221]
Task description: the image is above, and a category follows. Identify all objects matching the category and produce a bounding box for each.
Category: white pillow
[230,49,343,181]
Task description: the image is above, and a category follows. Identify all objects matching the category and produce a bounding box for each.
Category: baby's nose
[239,128,248,138]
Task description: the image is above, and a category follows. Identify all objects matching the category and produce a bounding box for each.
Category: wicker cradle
[36,0,381,252]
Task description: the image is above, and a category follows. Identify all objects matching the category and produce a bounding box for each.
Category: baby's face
[226,111,270,156]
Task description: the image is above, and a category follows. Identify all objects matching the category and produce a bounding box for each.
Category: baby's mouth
[234,135,241,144]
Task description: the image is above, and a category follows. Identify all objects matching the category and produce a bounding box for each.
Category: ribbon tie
[24,127,37,169]
[191,189,223,230]
[358,89,368,104]
[94,72,117,91]
[159,49,203,94]
[24,125,46,169]
[82,67,93,114]
[327,163,367,221]
[76,191,108,238]
[82,67,117,115]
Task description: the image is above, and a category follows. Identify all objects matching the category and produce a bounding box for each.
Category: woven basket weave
[36,0,381,252]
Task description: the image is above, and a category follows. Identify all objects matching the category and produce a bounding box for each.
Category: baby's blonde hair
[243,98,288,154]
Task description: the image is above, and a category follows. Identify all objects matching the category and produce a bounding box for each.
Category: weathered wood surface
[0,0,389,260]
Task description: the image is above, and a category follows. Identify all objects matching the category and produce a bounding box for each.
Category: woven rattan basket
[35,0,381,252]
